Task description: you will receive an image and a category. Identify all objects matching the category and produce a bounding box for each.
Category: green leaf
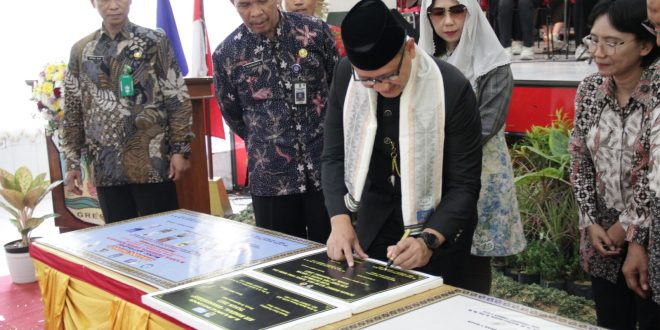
[515,167,565,185]
[29,173,47,190]
[33,180,63,207]
[0,168,12,185]
[24,214,58,231]
[0,189,25,211]
[23,187,45,210]
[2,176,18,191]
[522,146,561,164]
[548,129,570,158]
[24,217,46,231]
[14,167,33,193]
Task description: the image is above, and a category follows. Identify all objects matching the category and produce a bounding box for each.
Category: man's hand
[326,214,368,267]
[386,236,433,270]
[606,222,626,251]
[623,242,650,299]
[65,170,83,195]
[587,224,620,257]
[169,154,190,181]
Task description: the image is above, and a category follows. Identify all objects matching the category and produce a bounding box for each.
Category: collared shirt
[61,21,193,187]
[569,67,657,283]
[213,12,338,196]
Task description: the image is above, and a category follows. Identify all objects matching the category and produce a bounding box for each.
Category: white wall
[0,0,241,174]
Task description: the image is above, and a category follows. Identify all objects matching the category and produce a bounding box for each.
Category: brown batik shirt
[61,21,193,187]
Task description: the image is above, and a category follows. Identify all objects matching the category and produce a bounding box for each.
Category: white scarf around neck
[342,45,445,232]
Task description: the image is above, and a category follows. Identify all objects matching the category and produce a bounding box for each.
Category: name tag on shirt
[294,83,307,105]
[120,74,134,97]
[86,55,104,64]
[242,60,263,70]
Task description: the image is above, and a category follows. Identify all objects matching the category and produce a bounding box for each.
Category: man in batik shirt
[213,0,338,243]
[61,0,193,223]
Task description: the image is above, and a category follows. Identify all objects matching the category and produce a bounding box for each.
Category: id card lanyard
[119,64,134,97]
[293,48,308,105]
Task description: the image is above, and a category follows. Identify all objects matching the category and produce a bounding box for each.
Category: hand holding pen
[385,229,412,269]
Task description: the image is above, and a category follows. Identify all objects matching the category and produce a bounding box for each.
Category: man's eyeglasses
[642,19,660,36]
[427,5,467,19]
[582,35,629,56]
[352,45,405,87]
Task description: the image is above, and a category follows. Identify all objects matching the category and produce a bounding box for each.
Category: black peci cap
[341,0,406,70]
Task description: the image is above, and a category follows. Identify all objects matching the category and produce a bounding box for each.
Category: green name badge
[119,74,134,97]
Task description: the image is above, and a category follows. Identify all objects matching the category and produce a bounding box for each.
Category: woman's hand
[587,224,620,257]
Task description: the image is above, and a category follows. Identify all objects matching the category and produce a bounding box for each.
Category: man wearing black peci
[322,0,482,288]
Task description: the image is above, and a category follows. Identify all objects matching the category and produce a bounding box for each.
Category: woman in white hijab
[420,0,526,294]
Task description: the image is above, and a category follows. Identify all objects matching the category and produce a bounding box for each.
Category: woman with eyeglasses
[419,0,526,295]
[569,0,660,328]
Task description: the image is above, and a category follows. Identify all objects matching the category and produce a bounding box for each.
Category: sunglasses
[427,5,467,18]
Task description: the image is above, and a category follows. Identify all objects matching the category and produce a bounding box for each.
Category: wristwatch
[418,232,441,250]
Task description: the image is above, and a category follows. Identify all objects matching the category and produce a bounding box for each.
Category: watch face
[421,232,439,249]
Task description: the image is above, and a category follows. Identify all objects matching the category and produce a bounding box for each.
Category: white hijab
[419,0,509,88]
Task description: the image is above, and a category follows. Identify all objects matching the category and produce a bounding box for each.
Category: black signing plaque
[153,274,337,329]
[255,252,427,303]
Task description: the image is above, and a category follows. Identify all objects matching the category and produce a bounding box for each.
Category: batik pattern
[213,12,338,196]
[61,22,193,187]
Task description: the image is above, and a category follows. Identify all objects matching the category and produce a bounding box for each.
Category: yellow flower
[45,64,56,75]
[41,82,54,96]
[33,61,68,136]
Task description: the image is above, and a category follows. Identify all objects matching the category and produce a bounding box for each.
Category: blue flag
[156,0,188,75]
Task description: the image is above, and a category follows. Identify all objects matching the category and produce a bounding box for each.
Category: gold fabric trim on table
[34,260,181,330]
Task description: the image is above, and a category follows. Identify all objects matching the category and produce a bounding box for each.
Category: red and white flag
[193,0,225,139]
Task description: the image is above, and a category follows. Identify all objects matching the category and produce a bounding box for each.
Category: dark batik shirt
[213,11,338,196]
[61,21,193,187]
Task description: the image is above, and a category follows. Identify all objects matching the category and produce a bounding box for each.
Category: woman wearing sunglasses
[569,0,660,328]
[419,0,526,295]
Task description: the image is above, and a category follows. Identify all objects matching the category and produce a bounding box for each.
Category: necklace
[383,137,401,187]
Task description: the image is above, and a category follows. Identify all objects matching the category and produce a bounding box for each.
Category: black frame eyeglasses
[352,44,405,87]
[427,5,467,19]
[642,19,659,36]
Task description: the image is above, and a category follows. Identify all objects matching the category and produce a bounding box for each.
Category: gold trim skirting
[34,260,182,330]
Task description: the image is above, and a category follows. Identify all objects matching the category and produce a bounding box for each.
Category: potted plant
[515,239,542,284]
[511,111,585,283]
[0,167,62,283]
[537,239,567,290]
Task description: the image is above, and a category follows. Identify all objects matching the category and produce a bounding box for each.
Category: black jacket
[322,56,482,257]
